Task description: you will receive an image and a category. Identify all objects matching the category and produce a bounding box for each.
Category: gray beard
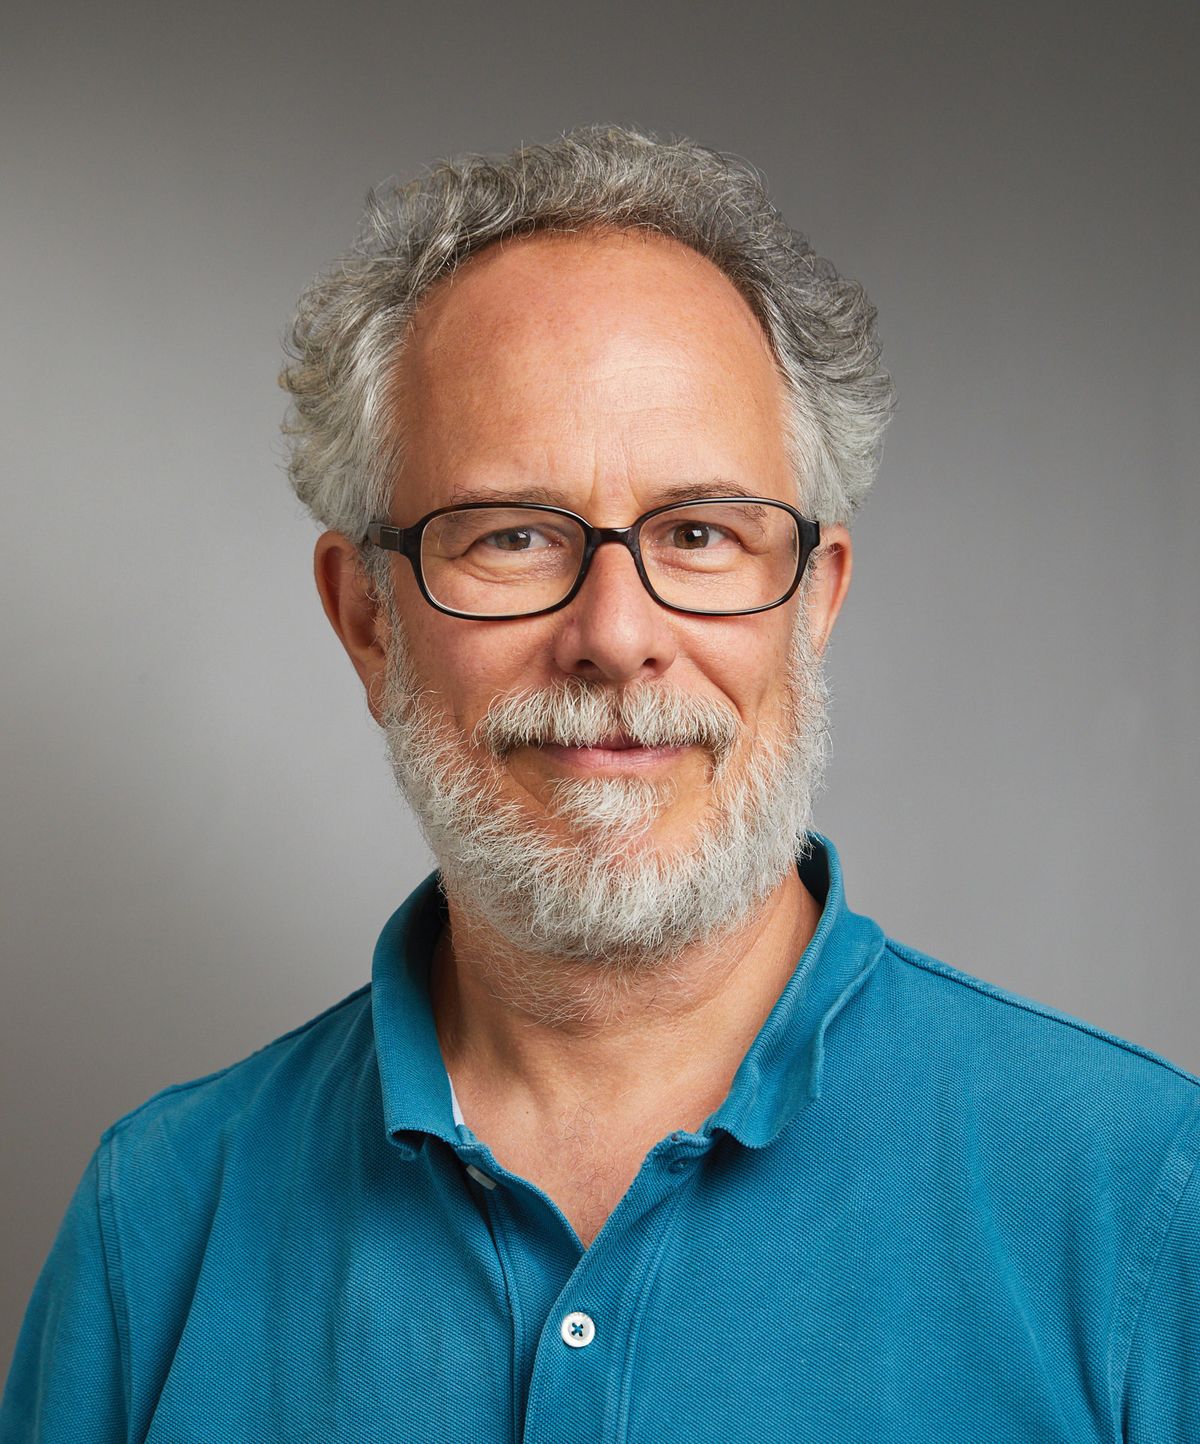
[378,596,829,968]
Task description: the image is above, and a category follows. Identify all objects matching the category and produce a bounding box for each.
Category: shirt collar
[708,835,886,1149]
[370,834,885,1156]
[370,872,458,1156]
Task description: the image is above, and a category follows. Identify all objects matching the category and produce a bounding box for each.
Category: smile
[535,740,688,773]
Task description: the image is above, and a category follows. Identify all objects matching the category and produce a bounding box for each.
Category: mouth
[534,735,688,773]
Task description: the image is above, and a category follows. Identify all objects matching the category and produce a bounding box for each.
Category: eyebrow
[446,479,764,509]
[447,484,568,507]
[653,480,762,506]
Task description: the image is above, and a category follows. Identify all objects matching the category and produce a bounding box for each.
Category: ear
[313,531,390,725]
[804,523,853,655]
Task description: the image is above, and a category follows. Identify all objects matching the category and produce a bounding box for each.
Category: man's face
[362,230,847,962]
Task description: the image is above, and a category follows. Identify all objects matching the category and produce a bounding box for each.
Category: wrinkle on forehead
[388,228,793,508]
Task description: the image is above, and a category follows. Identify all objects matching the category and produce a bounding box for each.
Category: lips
[588,733,641,751]
[533,736,685,770]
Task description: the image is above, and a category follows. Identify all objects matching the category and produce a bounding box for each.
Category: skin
[316,230,852,1245]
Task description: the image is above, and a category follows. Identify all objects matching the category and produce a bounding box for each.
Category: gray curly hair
[279,125,894,568]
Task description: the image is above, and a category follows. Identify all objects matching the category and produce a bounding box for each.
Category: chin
[538,781,709,860]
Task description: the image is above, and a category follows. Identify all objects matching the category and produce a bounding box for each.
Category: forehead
[389,229,793,514]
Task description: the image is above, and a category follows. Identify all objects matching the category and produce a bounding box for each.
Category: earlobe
[313,531,389,710]
[806,524,853,655]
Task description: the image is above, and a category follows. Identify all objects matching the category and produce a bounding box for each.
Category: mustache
[473,680,741,767]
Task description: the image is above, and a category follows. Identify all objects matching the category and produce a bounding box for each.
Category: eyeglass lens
[419,500,802,616]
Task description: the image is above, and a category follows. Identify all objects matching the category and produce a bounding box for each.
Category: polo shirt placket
[455,1123,725,1442]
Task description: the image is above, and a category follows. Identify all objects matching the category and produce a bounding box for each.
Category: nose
[551,538,679,684]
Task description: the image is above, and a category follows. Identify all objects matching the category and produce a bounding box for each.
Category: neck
[431,863,820,1129]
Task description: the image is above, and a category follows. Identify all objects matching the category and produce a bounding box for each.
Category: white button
[561,1311,596,1348]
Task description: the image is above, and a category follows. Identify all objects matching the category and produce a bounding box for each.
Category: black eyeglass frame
[364,497,821,620]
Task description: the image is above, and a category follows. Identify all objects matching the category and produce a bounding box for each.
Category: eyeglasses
[364,497,820,620]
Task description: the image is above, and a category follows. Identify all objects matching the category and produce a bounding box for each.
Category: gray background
[2,0,1196,1368]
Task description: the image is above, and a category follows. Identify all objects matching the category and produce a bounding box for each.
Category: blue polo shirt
[4,837,1199,1442]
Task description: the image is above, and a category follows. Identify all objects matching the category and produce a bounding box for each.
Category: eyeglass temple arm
[365,523,421,561]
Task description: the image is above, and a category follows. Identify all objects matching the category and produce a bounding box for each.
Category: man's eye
[484,528,548,551]
[671,523,729,549]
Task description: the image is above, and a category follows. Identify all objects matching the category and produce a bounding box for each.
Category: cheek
[407,615,559,723]
[683,614,796,716]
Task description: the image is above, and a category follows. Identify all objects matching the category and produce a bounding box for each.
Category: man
[3,127,1197,1442]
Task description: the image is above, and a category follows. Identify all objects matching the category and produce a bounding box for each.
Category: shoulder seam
[884,940,1200,1087]
[95,1137,133,1425]
[101,982,373,1142]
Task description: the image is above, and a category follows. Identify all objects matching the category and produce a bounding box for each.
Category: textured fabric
[4,836,1198,1442]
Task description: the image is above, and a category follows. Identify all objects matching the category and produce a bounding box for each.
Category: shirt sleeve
[0,1146,129,1444]
[1122,1149,1200,1442]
